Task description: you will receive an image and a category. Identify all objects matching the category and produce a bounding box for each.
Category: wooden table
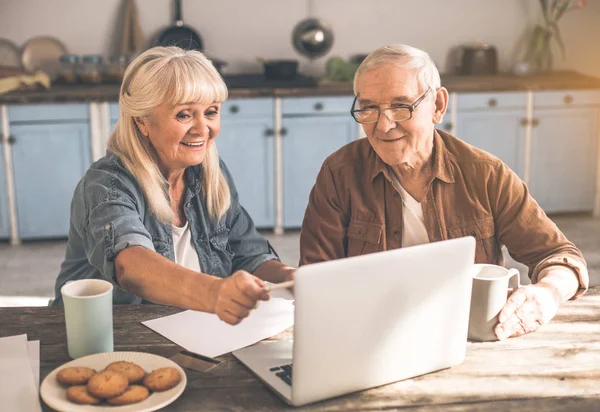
[1,287,599,411]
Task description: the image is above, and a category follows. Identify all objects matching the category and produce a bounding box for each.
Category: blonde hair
[353,44,441,96]
[108,46,230,223]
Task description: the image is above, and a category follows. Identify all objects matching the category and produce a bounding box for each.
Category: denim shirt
[53,151,279,305]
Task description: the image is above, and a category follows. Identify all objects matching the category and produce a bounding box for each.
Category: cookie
[105,361,146,383]
[107,384,150,405]
[87,370,129,398]
[66,385,102,405]
[143,367,181,392]
[56,367,96,386]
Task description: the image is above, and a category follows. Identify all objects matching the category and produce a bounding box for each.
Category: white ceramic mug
[468,264,520,342]
[61,279,114,359]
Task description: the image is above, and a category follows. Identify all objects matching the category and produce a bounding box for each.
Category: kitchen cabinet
[0,141,8,239]
[109,103,119,136]
[282,96,357,227]
[8,104,91,239]
[528,91,600,213]
[456,92,527,178]
[217,98,275,228]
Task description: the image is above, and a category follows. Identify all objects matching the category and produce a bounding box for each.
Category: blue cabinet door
[283,116,357,228]
[216,118,275,228]
[109,103,119,136]
[456,109,526,179]
[529,108,598,213]
[10,123,92,238]
[0,142,8,239]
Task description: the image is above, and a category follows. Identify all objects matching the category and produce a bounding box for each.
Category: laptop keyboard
[270,364,292,386]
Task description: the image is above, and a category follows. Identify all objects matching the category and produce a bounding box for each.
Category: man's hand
[212,271,269,325]
[494,283,561,340]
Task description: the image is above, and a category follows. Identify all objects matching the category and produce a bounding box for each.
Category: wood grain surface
[1,287,598,411]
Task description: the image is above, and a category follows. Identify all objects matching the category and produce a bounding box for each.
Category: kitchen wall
[1,0,599,78]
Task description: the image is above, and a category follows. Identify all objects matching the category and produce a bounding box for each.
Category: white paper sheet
[143,290,295,358]
[27,340,40,390]
[0,334,42,412]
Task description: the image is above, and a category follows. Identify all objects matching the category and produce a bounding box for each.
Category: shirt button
[393,231,400,237]
[393,192,399,198]
[357,231,363,236]
[104,224,111,231]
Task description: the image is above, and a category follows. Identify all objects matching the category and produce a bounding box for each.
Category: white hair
[108,46,230,224]
[353,44,441,95]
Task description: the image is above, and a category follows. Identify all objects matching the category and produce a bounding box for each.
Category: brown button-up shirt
[299,130,588,297]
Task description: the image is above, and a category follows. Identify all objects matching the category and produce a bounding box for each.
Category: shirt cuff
[103,223,155,286]
[531,254,588,299]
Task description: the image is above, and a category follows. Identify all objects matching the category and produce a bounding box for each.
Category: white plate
[0,38,21,68]
[40,351,187,412]
[20,35,67,73]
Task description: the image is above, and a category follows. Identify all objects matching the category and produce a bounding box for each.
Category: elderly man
[299,44,588,341]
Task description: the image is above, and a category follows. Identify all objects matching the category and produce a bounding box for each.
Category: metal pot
[158,0,203,50]
[263,60,298,81]
[292,18,334,59]
[457,44,498,76]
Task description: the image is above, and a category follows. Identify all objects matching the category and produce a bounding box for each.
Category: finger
[224,301,251,319]
[236,274,269,301]
[496,303,539,340]
[217,310,242,326]
[495,311,526,340]
[231,293,256,310]
[498,288,527,323]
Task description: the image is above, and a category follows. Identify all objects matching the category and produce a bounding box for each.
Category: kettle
[456,44,498,76]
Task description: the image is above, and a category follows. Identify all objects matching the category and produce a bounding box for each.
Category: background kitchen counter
[2,70,600,244]
[2,71,600,104]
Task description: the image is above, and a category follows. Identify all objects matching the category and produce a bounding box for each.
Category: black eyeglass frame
[350,88,432,124]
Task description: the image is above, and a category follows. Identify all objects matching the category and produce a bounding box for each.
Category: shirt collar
[184,165,203,201]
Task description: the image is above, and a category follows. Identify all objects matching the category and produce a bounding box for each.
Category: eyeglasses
[350,88,431,124]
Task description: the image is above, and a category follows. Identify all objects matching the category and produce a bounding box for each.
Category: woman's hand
[212,271,269,325]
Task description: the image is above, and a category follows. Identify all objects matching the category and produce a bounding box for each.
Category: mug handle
[508,268,520,292]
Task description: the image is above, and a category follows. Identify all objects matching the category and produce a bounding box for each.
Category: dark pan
[158,0,203,50]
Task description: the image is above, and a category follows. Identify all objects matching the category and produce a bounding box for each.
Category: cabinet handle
[443,122,453,132]
[314,102,324,111]
[531,118,540,127]
[279,127,288,136]
[520,118,530,127]
[264,128,274,137]
[564,94,574,104]
[488,98,498,107]
[229,105,240,114]
[2,135,16,145]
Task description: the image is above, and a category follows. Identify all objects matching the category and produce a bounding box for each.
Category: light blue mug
[61,279,114,359]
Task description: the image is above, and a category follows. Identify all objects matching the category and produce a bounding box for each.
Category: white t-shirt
[388,170,430,248]
[171,221,202,272]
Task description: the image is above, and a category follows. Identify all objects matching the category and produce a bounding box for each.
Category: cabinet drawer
[457,92,526,110]
[283,96,354,116]
[221,98,273,119]
[9,103,89,123]
[533,90,600,108]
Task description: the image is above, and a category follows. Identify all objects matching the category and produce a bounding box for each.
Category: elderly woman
[53,46,294,325]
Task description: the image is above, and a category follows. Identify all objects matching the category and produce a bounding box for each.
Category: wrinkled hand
[213,271,269,325]
[495,283,561,340]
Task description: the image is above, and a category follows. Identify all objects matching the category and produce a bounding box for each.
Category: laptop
[233,236,476,406]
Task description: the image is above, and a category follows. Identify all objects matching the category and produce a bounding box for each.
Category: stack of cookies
[56,361,181,406]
